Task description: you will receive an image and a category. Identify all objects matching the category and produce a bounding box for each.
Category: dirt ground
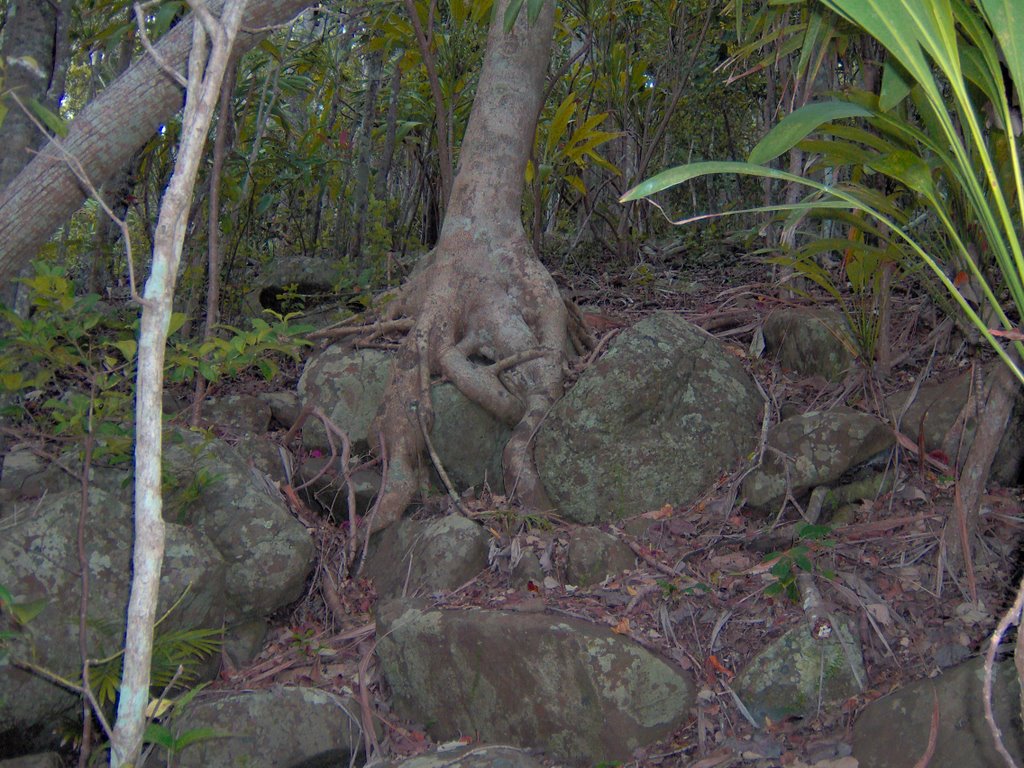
[215,254,1024,768]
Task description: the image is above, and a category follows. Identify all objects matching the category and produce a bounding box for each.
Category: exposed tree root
[360,0,571,533]
[368,236,570,532]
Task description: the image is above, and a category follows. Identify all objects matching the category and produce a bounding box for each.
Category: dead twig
[984,572,1024,768]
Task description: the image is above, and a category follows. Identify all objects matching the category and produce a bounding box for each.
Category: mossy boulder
[0,489,226,737]
[375,598,694,765]
[298,347,509,493]
[537,312,763,523]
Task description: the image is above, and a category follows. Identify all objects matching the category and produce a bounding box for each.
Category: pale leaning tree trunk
[109,2,248,765]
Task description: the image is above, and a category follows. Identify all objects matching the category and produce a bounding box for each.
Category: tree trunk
[347,49,384,260]
[368,0,567,532]
[110,2,247,763]
[942,362,1019,592]
[0,0,65,190]
[0,0,313,282]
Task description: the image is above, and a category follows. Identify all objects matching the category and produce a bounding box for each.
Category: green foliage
[528,91,621,200]
[0,584,47,667]
[1,264,313,434]
[763,524,836,603]
[164,311,314,385]
[625,0,1024,381]
[89,626,223,708]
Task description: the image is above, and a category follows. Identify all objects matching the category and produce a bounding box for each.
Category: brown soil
[217,255,1024,768]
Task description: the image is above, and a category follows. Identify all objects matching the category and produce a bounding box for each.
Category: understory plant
[623,0,1024,381]
[0,262,313,453]
[623,0,1024,750]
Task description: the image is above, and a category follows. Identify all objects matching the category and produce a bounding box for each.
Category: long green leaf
[979,0,1024,109]
[546,93,576,157]
[503,0,524,32]
[748,102,873,164]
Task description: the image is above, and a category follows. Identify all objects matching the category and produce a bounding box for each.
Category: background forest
[3,0,1024,766]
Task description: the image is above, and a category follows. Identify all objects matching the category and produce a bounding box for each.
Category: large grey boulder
[734,617,866,725]
[0,489,227,736]
[742,407,894,510]
[852,658,1023,768]
[158,687,366,768]
[888,368,1024,484]
[1,430,313,620]
[536,312,763,523]
[565,526,636,588]
[298,347,510,493]
[162,429,314,618]
[376,599,694,765]
[0,429,315,743]
[365,514,490,599]
[763,307,854,382]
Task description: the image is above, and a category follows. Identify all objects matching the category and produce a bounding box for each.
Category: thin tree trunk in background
[191,58,237,426]
[89,10,139,295]
[110,2,248,763]
[348,49,384,260]
[0,0,63,190]
[0,0,68,482]
[375,58,402,201]
[403,0,453,215]
[942,363,1018,590]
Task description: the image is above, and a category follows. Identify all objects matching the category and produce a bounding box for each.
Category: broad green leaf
[621,161,808,201]
[503,0,525,32]
[197,360,218,382]
[527,0,544,24]
[153,2,184,37]
[254,195,274,217]
[546,93,576,157]
[167,313,187,337]
[113,339,137,362]
[145,697,174,719]
[143,722,176,749]
[794,552,814,572]
[27,98,68,138]
[10,597,47,626]
[821,1,937,101]
[870,149,937,198]
[565,174,587,196]
[0,585,12,607]
[258,39,282,61]
[0,373,23,391]
[979,0,1024,111]
[879,59,913,111]
[959,45,1003,110]
[748,102,873,165]
[173,726,230,752]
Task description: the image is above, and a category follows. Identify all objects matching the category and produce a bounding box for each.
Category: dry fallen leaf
[612,617,631,634]
[642,503,674,520]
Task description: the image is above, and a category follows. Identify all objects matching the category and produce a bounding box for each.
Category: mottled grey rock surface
[298,347,509,492]
[734,617,866,725]
[763,307,854,382]
[365,514,490,599]
[565,526,637,587]
[376,598,694,765]
[852,658,1023,768]
[536,312,763,523]
[164,687,365,768]
[742,407,894,510]
[0,489,226,735]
